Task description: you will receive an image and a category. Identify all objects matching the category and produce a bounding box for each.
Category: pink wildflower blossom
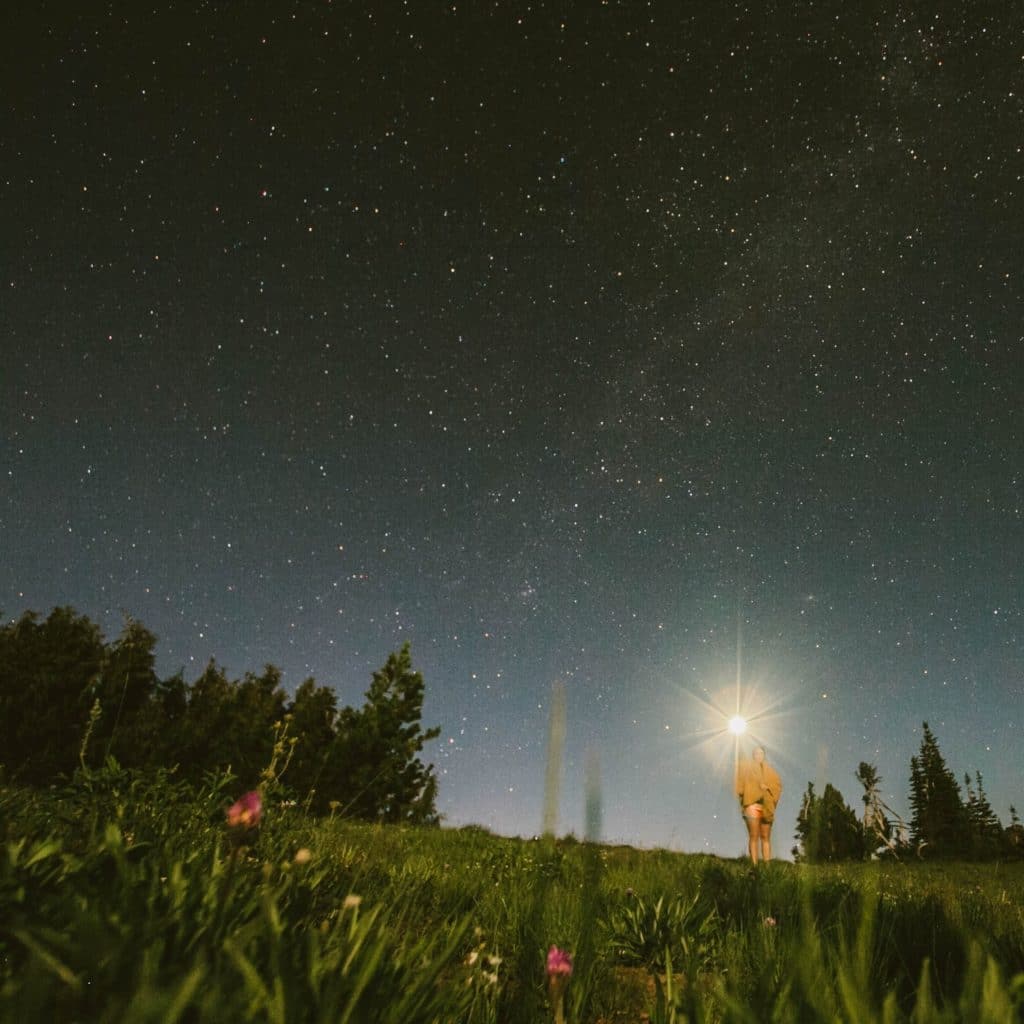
[547,946,573,1024]
[546,946,573,977]
[226,791,262,829]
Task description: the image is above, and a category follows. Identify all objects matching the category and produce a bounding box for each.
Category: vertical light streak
[542,679,566,837]
[734,599,743,778]
[585,748,601,843]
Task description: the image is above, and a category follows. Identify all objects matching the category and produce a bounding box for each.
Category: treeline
[794,723,1024,862]
[0,607,440,823]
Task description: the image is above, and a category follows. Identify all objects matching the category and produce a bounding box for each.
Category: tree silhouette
[0,608,105,782]
[855,761,908,858]
[287,678,340,812]
[1,607,442,824]
[963,771,1004,860]
[229,665,288,787]
[176,660,237,780]
[1007,806,1024,856]
[329,642,440,824]
[794,781,864,862]
[908,722,970,859]
[91,617,160,765]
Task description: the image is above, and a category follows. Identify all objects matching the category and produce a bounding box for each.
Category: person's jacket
[735,758,783,818]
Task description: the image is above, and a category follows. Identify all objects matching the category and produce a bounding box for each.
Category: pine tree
[0,607,105,783]
[964,771,1004,860]
[229,665,288,787]
[794,781,864,862]
[287,677,340,811]
[855,761,907,857]
[0,606,446,823]
[330,643,441,824]
[91,617,160,766]
[1006,806,1024,857]
[177,660,237,780]
[855,761,910,857]
[855,762,886,848]
[908,722,970,858]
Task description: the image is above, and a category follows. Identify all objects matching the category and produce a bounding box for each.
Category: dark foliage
[0,608,105,783]
[793,782,865,863]
[909,722,972,859]
[0,607,440,824]
[326,644,440,824]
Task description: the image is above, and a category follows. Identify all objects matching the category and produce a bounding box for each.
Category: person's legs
[745,814,760,863]
[759,821,773,862]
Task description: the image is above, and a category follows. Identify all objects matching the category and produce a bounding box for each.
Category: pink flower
[547,946,573,1024]
[546,946,573,977]
[226,791,262,829]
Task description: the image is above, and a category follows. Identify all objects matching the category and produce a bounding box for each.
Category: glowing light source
[728,715,747,736]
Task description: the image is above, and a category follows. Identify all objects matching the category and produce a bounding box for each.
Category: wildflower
[547,946,573,977]
[293,847,312,865]
[342,894,362,910]
[763,916,777,927]
[226,791,262,829]
[546,946,573,1024]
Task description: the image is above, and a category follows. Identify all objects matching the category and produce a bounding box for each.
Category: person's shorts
[743,803,764,821]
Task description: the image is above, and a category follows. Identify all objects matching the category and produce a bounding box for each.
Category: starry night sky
[3,1,1022,855]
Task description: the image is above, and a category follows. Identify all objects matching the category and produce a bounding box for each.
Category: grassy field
[2,765,1023,1022]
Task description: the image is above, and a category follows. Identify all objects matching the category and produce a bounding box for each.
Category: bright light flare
[670,671,798,778]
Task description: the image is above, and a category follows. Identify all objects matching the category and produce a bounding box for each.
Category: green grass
[2,767,1023,1022]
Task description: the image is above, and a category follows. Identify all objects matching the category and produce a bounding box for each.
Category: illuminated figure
[735,746,782,864]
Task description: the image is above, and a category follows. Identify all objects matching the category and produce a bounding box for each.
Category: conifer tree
[176,660,237,780]
[91,617,160,766]
[855,761,908,857]
[0,607,105,782]
[229,665,288,787]
[287,677,339,811]
[1007,806,1024,857]
[855,762,886,844]
[329,642,441,824]
[964,771,1004,859]
[908,722,970,858]
[0,606,444,823]
[794,781,864,862]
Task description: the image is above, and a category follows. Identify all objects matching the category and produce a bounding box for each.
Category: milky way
[3,2,1021,853]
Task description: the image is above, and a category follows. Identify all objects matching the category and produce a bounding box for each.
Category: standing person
[735,746,783,864]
